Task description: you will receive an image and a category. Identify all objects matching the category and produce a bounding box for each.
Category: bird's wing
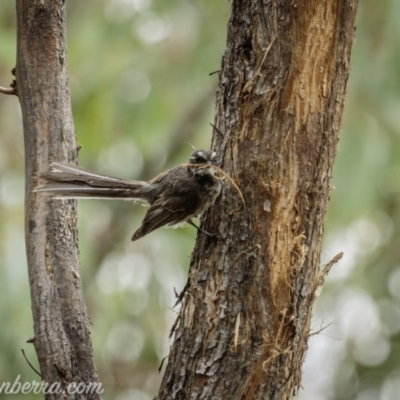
[148,166,184,185]
[131,193,199,241]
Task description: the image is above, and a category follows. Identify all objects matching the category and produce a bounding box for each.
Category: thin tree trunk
[15,1,100,398]
[158,1,358,399]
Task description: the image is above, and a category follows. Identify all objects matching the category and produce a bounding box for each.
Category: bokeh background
[0,0,399,399]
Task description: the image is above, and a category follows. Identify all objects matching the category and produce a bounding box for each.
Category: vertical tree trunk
[16,1,100,398]
[158,1,358,399]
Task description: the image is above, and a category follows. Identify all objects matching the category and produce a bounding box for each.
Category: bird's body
[36,150,222,241]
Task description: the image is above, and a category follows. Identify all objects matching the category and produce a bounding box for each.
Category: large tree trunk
[15,1,100,398]
[158,1,358,399]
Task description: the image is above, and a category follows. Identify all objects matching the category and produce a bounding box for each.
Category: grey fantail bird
[36,149,222,241]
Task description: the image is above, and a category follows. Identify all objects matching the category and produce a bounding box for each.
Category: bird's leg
[187,219,218,239]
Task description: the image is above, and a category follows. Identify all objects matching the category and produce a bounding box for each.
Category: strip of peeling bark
[158,1,358,399]
[15,1,100,399]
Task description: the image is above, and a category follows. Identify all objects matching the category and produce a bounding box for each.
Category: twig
[21,349,42,378]
[309,321,334,337]
[173,278,190,308]
[314,252,344,292]
[169,314,181,338]
[320,252,343,279]
[158,355,169,373]
[0,85,16,95]
[210,123,224,137]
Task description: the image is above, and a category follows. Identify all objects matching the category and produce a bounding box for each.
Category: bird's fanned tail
[36,162,154,201]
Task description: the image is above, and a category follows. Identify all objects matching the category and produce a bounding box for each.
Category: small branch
[173,279,190,308]
[210,123,224,137]
[309,321,335,337]
[21,349,42,378]
[314,252,344,292]
[320,252,343,278]
[0,76,17,95]
[0,85,16,95]
[158,355,168,373]
[169,314,181,339]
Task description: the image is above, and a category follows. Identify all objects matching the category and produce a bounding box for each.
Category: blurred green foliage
[0,0,399,399]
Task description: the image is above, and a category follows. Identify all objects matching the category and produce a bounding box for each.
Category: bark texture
[16,1,100,398]
[159,1,358,399]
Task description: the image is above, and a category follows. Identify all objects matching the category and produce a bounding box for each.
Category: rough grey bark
[15,1,100,398]
[158,1,358,399]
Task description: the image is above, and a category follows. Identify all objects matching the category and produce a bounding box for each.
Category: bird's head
[189,149,217,166]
